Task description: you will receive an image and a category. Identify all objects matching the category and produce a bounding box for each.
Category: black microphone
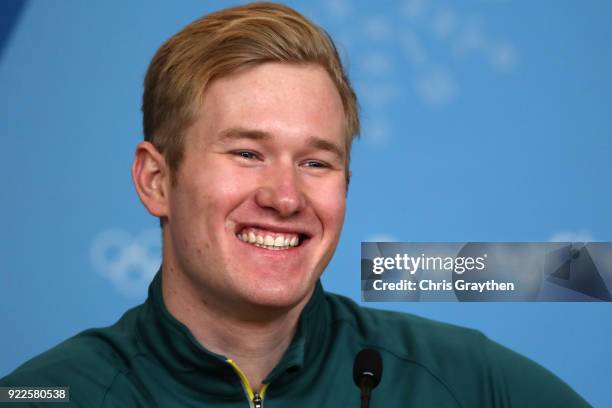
[353,348,383,408]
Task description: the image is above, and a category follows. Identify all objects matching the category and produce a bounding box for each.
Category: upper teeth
[237,229,300,250]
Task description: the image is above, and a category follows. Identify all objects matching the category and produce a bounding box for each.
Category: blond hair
[142,2,359,182]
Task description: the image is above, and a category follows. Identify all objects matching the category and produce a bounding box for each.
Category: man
[0,3,590,407]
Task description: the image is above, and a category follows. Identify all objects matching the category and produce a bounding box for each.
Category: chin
[239,276,315,310]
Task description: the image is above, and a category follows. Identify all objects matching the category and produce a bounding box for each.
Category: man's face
[164,62,348,312]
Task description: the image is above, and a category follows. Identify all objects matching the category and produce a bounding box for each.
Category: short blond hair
[142,2,359,182]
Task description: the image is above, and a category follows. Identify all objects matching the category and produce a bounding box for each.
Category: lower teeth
[254,243,290,250]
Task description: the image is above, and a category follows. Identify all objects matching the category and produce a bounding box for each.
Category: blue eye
[234,151,258,160]
[303,160,328,168]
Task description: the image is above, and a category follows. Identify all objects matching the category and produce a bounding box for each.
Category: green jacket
[1,272,590,407]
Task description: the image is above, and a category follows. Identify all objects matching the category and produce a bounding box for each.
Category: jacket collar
[136,270,330,397]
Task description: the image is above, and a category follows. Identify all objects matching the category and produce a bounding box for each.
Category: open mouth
[236,226,309,251]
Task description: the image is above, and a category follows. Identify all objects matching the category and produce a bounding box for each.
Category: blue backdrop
[1,1,610,406]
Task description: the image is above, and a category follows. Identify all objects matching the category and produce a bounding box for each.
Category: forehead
[191,62,346,151]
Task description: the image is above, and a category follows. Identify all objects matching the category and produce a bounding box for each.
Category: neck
[161,263,311,390]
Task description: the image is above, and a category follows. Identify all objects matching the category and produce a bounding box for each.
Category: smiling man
[0,2,591,407]
[134,59,350,392]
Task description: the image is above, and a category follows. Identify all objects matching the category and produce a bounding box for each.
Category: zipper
[226,359,269,408]
[252,392,263,408]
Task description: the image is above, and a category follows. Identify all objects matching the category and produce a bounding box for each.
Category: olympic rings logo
[90,228,161,296]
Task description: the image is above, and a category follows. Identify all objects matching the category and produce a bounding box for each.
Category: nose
[254,165,306,218]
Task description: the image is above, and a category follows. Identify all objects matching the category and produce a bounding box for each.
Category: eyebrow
[304,136,345,160]
[217,128,271,142]
[216,127,345,159]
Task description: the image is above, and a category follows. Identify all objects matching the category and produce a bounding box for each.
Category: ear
[132,141,170,219]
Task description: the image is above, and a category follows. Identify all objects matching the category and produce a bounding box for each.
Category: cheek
[209,167,260,205]
[171,167,251,232]
[308,179,347,232]
[191,162,252,201]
